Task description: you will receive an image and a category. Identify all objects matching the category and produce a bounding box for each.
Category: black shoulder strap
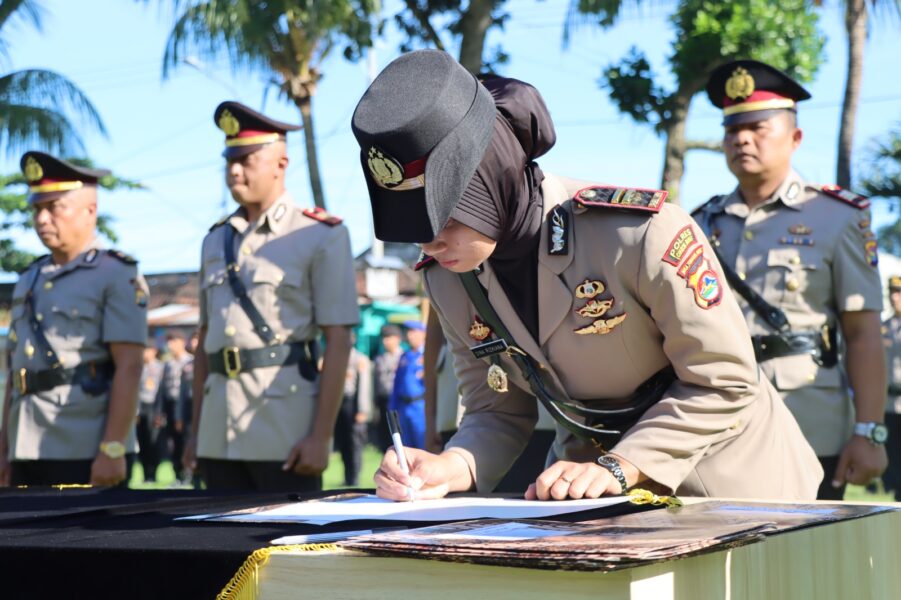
[223,225,277,345]
[697,196,790,333]
[458,271,672,446]
[23,262,63,370]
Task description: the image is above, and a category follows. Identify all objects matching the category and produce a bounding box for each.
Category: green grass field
[129,445,385,490]
[129,447,898,502]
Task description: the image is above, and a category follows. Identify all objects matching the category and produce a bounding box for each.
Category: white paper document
[187,494,631,525]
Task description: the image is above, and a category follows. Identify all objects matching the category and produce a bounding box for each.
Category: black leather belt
[12,361,114,396]
[888,385,901,397]
[752,327,837,368]
[207,341,318,381]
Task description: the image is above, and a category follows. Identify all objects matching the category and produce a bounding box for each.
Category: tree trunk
[837,0,867,189]
[294,93,326,210]
[659,92,692,205]
[457,0,495,74]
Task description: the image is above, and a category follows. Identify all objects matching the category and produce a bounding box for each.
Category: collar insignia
[469,318,491,341]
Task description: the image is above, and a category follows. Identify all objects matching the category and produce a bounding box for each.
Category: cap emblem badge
[725,67,755,101]
[367,147,404,189]
[218,109,240,136]
[24,157,43,182]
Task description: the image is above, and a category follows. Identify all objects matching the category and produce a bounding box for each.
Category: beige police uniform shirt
[7,241,147,460]
[694,170,883,455]
[197,193,360,461]
[425,174,821,499]
[883,315,901,414]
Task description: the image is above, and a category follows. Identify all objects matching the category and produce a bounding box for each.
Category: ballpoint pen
[386,410,414,500]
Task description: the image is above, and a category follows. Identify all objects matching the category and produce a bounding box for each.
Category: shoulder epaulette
[414,253,436,272]
[208,215,229,232]
[105,249,137,265]
[573,185,667,214]
[821,185,870,210]
[303,207,343,226]
[690,195,726,217]
[18,254,49,274]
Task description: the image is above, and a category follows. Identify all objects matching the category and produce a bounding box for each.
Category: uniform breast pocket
[49,299,100,347]
[766,248,821,306]
[251,263,304,307]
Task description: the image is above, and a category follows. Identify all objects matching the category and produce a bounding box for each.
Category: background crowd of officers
[1,55,901,501]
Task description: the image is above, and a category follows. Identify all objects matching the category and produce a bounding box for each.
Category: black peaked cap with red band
[351,50,496,243]
[20,151,110,204]
[214,101,302,159]
[706,59,811,126]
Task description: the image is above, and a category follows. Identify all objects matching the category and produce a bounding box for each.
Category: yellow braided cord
[217,544,340,600]
[53,484,93,490]
[628,488,683,508]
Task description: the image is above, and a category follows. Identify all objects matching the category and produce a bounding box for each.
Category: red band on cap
[723,90,789,107]
[403,157,427,179]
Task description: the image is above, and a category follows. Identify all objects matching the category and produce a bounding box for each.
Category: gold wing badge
[574,313,627,336]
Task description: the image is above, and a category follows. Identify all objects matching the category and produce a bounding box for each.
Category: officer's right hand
[374,448,467,501]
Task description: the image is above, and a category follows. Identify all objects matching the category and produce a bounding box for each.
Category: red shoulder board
[821,185,870,210]
[414,253,436,272]
[573,185,667,213]
[303,207,343,225]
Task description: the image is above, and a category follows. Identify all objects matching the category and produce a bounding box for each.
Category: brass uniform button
[743,231,754,241]
[224,325,236,337]
[241,246,251,255]
[738,271,747,281]
[786,278,800,292]
[43,281,53,290]
[808,373,816,382]
[790,256,801,265]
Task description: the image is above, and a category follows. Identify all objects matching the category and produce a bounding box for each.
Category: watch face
[873,424,889,444]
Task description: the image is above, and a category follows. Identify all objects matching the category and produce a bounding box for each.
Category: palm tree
[0,0,106,156]
[829,0,900,189]
[154,0,378,210]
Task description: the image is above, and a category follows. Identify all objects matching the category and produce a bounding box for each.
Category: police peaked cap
[706,59,811,126]
[214,101,302,159]
[352,50,496,243]
[20,151,110,204]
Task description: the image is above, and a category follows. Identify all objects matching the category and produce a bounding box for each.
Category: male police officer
[693,60,887,499]
[0,152,147,487]
[185,102,359,491]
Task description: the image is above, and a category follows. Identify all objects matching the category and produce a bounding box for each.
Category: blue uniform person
[388,321,427,449]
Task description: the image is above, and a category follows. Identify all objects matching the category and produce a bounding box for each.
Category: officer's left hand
[525,460,623,500]
[283,434,330,476]
[90,454,127,487]
[832,436,888,489]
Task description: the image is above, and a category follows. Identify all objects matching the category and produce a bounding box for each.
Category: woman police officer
[352,50,821,501]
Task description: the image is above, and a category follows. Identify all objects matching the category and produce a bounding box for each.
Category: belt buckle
[14,368,27,394]
[223,347,241,379]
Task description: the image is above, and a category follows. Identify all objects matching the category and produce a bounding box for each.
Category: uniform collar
[43,238,103,279]
[227,192,294,235]
[724,169,805,216]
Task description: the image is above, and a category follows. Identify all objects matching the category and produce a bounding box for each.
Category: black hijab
[450,76,556,340]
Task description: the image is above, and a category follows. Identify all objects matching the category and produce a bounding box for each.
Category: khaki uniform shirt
[197,193,360,461]
[883,315,901,414]
[7,242,147,460]
[693,171,883,455]
[426,174,821,499]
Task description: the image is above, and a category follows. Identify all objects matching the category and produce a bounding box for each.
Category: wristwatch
[99,441,127,459]
[596,455,628,495]
[853,422,889,445]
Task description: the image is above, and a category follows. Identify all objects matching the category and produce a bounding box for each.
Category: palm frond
[0,103,83,156]
[0,69,106,144]
[0,0,44,61]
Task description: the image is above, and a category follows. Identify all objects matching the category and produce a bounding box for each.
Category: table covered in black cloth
[0,487,649,600]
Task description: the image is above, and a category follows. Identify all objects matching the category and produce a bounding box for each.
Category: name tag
[470,339,508,359]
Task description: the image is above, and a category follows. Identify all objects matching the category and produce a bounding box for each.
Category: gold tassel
[217,543,339,600]
[627,488,683,508]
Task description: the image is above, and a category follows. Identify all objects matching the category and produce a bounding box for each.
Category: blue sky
[2,0,900,282]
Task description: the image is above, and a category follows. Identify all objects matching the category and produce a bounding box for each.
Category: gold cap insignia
[469,318,491,341]
[24,157,43,182]
[367,147,404,189]
[725,67,755,101]
[218,109,241,136]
